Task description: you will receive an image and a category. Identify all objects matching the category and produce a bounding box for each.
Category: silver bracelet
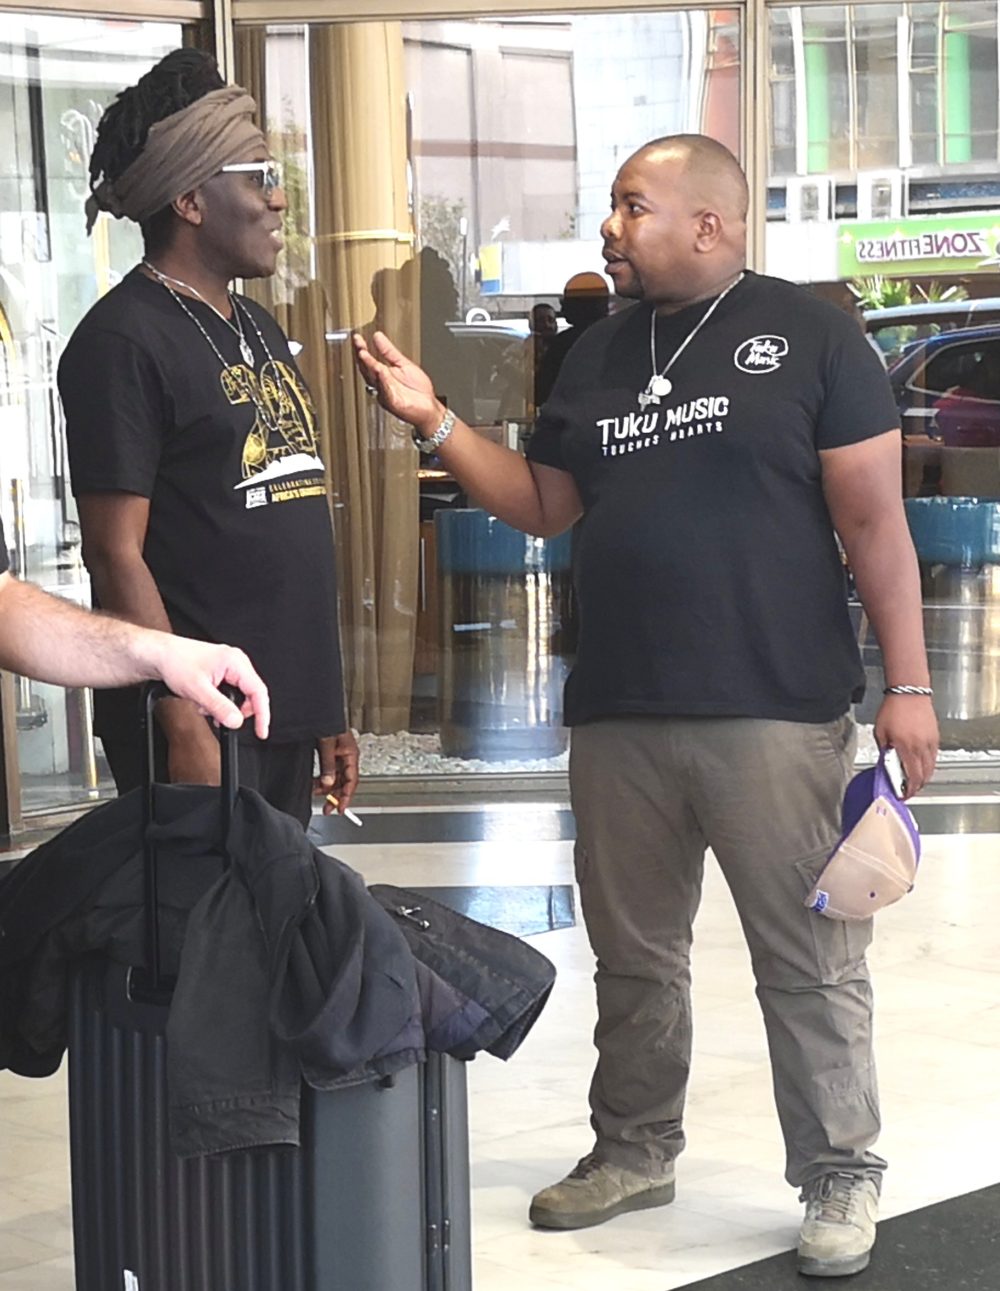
[412,408,456,455]
[883,684,933,697]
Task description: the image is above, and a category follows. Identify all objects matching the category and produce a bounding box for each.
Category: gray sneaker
[797,1172,879,1277]
[528,1153,676,1230]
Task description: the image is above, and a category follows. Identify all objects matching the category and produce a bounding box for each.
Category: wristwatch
[412,408,456,455]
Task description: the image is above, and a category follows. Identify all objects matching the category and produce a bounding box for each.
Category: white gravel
[357,730,570,776]
[357,723,990,778]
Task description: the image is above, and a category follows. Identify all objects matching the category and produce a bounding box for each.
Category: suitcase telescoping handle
[135,681,241,1003]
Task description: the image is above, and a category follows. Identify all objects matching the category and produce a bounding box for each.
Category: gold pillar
[308,24,419,734]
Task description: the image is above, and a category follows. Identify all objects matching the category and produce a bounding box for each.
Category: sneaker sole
[797,1249,872,1278]
[529,1180,676,1231]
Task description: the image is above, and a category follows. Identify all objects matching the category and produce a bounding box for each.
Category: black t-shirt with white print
[58,268,345,745]
[527,270,900,727]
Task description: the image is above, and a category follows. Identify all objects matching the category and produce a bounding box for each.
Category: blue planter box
[904,497,1000,567]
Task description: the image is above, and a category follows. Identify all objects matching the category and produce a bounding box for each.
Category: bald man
[534,270,611,407]
[354,134,937,1278]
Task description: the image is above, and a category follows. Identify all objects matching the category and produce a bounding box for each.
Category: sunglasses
[219,159,283,197]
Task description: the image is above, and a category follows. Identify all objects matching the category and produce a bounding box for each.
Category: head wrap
[85,85,266,234]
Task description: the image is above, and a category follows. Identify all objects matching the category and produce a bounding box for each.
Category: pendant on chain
[239,337,255,368]
[638,374,672,409]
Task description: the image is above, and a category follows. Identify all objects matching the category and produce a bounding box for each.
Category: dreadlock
[89,48,225,252]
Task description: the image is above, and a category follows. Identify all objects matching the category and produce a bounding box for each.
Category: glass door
[0,15,194,816]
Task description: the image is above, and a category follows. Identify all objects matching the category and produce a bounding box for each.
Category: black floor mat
[308,807,576,845]
[679,1182,1000,1289]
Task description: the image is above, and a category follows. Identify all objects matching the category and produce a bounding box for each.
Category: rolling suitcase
[67,685,472,1291]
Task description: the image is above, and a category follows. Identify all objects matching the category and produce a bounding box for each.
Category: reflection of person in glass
[534,271,611,408]
[58,49,358,827]
[365,263,413,343]
[531,301,559,340]
[495,302,560,423]
[355,134,938,1278]
[527,302,559,401]
[401,248,475,424]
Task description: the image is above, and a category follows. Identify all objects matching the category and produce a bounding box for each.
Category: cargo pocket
[795,847,874,984]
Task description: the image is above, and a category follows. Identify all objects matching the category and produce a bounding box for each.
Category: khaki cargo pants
[570,714,885,1188]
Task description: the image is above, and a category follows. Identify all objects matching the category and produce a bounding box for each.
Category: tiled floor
[2,825,1000,1289]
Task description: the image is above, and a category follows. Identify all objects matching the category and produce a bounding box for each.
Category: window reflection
[0,15,190,818]
[945,0,999,164]
[770,10,797,177]
[854,6,899,168]
[910,3,940,165]
[767,3,1000,767]
[241,11,742,777]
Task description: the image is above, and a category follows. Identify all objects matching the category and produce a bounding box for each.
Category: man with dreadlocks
[58,49,357,827]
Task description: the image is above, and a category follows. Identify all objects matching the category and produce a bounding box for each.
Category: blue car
[887,323,1000,446]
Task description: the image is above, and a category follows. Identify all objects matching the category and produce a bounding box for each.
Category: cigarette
[326,793,363,827]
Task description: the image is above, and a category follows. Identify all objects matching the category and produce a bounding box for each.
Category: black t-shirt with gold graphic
[59,268,345,745]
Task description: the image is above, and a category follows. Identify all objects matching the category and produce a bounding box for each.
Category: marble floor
[2,815,1000,1289]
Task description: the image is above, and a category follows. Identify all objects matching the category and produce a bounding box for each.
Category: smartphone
[883,747,907,799]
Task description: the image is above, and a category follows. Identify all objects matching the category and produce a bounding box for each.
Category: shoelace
[800,1172,865,1222]
[569,1153,602,1180]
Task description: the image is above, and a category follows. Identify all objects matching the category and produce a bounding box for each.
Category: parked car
[446,320,530,424]
[887,323,1000,445]
[865,297,1000,365]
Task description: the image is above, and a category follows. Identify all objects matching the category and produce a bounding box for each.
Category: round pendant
[240,338,255,367]
[650,375,672,398]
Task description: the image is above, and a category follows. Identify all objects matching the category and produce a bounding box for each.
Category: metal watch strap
[413,408,456,454]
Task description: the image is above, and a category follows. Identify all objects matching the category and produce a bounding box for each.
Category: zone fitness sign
[837,213,1000,278]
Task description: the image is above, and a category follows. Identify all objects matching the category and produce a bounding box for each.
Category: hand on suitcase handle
[146,682,241,816]
[147,639,270,740]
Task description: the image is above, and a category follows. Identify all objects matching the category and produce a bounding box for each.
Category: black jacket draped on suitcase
[0,784,555,1158]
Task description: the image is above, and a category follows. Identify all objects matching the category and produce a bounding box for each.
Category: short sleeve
[526,401,569,471]
[58,327,168,497]
[526,336,595,472]
[815,316,900,450]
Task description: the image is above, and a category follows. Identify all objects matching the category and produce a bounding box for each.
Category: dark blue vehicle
[886,323,1000,445]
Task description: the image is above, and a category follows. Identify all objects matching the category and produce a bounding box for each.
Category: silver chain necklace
[143,260,256,368]
[639,272,744,410]
[142,267,283,436]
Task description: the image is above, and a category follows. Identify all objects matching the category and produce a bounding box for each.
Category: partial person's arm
[0,570,269,736]
[314,731,361,815]
[77,491,229,782]
[820,429,938,795]
[353,331,583,537]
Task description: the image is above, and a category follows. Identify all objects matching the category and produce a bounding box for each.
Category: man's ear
[172,188,204,228]
[694,209,723,252]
